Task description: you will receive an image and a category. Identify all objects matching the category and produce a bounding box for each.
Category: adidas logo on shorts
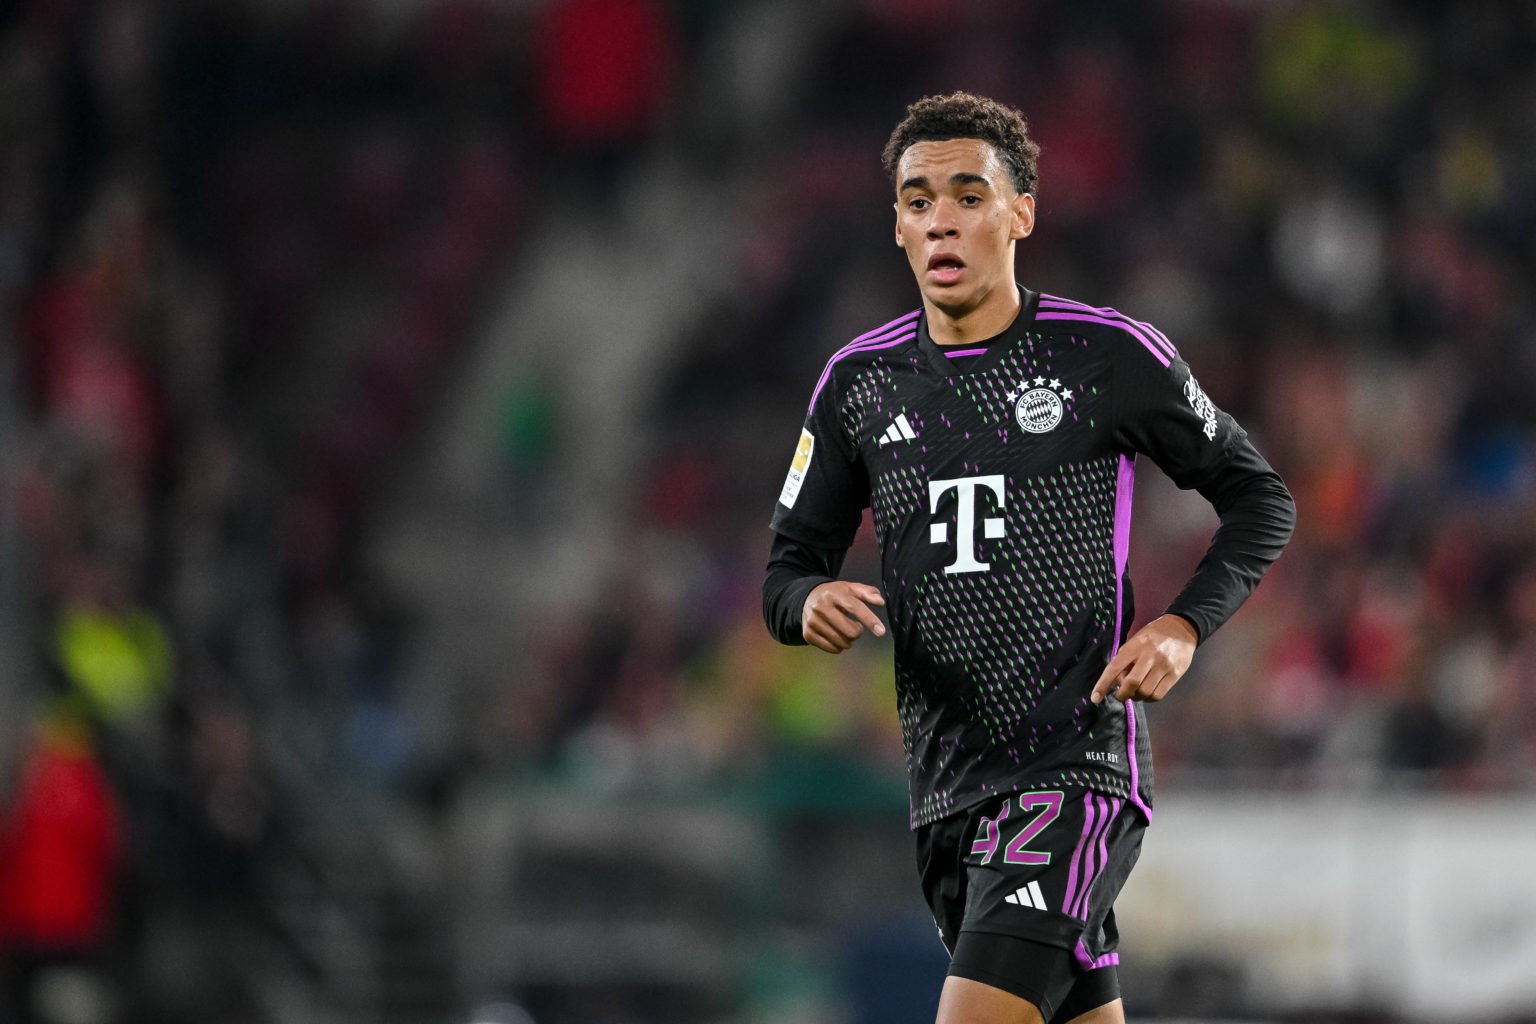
[1004,880,1048,911]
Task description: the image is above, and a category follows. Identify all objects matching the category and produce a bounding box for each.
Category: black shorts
[915,786,1146,1021]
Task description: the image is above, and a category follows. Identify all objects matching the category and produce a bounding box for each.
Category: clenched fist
[802,581,887,654]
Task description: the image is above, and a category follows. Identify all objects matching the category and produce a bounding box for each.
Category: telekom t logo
[928,475,1006,574]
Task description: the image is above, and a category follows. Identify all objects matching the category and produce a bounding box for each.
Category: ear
[1011,192,1036,241]
[894,200,905,248]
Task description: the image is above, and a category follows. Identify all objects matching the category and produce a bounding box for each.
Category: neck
[923,279,1021,345]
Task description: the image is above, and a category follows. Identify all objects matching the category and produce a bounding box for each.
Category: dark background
[3,1,1535,1022]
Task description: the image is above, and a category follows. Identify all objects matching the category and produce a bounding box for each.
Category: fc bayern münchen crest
[1011,377,1073,433]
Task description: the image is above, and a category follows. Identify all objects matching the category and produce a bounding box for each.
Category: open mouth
[927,253,966,282]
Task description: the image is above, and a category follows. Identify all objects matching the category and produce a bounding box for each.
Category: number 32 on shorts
[969,791,1062,866]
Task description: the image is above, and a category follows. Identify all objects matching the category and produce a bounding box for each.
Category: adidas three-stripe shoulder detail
[807,309,921,412]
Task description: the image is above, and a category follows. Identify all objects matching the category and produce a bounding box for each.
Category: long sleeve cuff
[763,532,848,646]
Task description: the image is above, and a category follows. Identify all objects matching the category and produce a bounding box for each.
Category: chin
[922,284,978,314]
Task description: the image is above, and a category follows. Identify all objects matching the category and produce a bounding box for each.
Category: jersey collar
[915,284,1041,377]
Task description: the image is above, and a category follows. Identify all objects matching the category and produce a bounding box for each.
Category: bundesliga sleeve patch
[778,429,815,508]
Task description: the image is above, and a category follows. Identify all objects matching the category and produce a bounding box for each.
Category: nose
[927,201,960,240]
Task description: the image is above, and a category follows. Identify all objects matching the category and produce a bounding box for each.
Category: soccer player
[762,93,1295,1024]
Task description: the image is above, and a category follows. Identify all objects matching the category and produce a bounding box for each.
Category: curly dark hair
[882,92,1040,197]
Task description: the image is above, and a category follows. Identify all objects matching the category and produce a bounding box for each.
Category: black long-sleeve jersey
[763,286,1295,828]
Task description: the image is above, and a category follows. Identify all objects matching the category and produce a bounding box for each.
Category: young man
[762,93,1295,1024]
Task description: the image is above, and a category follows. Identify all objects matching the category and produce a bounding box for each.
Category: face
[894,138,1035,317]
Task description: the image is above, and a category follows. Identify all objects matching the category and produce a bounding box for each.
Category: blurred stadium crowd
[2,1,1535,1022]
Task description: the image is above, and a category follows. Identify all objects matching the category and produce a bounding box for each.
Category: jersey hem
[909,769,1148,831]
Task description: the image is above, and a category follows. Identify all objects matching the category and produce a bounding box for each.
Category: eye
[907,197,930,211]
[960,194,982,206]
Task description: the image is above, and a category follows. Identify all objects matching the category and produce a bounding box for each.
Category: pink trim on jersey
[1038,295,1179,361]
[1111,454,1135,655]
[941,346,989,359]
[1125,700,1154,823]
[806,309,921,412]
[1040,296,1178,359]
[1112,456,1153,822]
[1035,311,1171,368]
[806,329,916,411]
[850,307,922,345]
[1074,940,1121,971]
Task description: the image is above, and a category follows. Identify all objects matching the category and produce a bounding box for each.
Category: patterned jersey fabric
[771,287,1250,827]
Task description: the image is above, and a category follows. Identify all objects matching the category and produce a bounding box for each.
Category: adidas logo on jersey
[1004,880,1048,911]
[878,414,918,446]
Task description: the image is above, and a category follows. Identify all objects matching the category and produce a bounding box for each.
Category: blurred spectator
[52,562,169,725]
[495,372,561,526]
[0,701,122,1024]
[535,0,676,192]
[6,1,1536,1021]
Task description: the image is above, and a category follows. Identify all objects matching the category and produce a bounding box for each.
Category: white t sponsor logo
[928,475,1006,574]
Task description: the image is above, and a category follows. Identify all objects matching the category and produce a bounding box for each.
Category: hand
[1090,614,1198,705]
[802,581,887,654]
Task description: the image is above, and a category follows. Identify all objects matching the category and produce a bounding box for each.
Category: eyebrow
[899,171,994,193]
